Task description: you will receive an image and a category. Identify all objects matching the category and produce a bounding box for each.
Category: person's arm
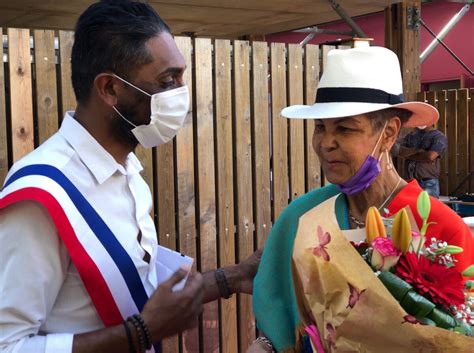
[246,337,274,353]
[397,146,420,158]
[73,270,204,353]
[403,150,439,162]
[407,131,447,162]
[396,133,417,158]
[0,202,204,353]
[201,249,262,303]
[0,201,73,353]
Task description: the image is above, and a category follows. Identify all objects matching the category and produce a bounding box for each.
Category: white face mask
[417,125,427,130]
[112,74,190,148]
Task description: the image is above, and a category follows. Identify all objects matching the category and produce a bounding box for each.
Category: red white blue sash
[1,164,160,352]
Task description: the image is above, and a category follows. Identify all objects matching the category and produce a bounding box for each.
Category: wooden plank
[154,141,178,353]
[8,28,34,162]
[436,91,448,196]
[321,45,335,186]
[337,45,351,50]
[425,91,446,195]
[0,28,8,184]
[417,91,426,105]
[385,2,421,101]
[456,89,469,195]
[384,6,395,51]
[287,44,305,201]
[425,91,435,106]
[58,31,76,118]
[400,2,421,102]
[174,36,199,353]
[446,90,457,195]
[195,37,219,353]
[34,30,59,144]
[304,44,321,192]
[470,89,474,193]
[155,141,176,249]
[233,39,255,353]
[252,41,272,248]
[321,45,336,76]
[436,91,447,137]
[270,42,288,220]
[214,39,238,353]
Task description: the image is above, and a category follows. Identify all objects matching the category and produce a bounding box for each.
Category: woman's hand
[246,337,274,353]
[234,248,263,294]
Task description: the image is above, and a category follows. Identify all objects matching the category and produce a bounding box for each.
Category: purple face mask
[336,155,382,195]
[336,123,387,195]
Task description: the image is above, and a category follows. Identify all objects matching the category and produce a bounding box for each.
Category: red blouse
[387,180,473,277]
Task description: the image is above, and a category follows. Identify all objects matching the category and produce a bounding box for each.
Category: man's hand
[141,268,204,341]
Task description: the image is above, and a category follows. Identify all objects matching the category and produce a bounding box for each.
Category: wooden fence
[0,28,348,353]
[3,26,472,353]
[417,89,474,196]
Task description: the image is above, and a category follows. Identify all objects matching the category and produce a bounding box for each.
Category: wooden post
[384,1,421,101]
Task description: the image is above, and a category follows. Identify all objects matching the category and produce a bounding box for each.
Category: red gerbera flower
[394,252,464,309]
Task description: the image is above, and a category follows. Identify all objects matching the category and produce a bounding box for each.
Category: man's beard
[111,103,140,147]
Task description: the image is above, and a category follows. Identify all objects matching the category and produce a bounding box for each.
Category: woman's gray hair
[366,108,413,131]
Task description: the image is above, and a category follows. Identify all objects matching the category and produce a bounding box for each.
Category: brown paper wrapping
[291,196,474,353]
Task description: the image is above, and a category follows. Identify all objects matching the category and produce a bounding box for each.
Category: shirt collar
[59,111,143,184]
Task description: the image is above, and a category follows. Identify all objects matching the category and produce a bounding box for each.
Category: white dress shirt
[0,112,159,353]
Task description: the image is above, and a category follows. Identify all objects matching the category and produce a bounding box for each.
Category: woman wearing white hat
[249,47,474,353]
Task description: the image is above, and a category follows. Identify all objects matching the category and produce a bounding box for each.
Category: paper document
[155,245,194,292]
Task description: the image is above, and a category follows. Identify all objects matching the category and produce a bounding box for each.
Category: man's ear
[93,73,121,107]
[383,116,402,150]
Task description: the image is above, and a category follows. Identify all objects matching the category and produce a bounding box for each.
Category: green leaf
[400,291,436,317]
[462,265,474,277]
[465,280,474,291]
[436,245,464,255]
[426,308,457,329]
[417,191,431,221]
[416,316,436,326]
[378,271,413,301]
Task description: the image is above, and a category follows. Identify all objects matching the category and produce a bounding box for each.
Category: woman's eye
[315,124,325,132]
[337,126,354,132]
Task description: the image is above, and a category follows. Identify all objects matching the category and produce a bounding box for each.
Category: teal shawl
[253,185,349,351]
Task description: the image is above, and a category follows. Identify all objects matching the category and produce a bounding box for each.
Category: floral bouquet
[291,191,474,353]
[355,191,473,337]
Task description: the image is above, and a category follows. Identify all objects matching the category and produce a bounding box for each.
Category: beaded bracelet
[133,314,152,350]
[215,268,232,299]
[128,316,147,353]
[123,320,136,353]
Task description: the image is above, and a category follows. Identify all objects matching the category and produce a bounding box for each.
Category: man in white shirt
[0,1,260,352]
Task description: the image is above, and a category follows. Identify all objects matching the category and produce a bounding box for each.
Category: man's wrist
[215,268,232,298]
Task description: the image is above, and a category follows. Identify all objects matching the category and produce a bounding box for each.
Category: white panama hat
[281,46,438,128]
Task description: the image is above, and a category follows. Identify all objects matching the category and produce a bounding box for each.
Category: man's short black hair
[71,0,170,103]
